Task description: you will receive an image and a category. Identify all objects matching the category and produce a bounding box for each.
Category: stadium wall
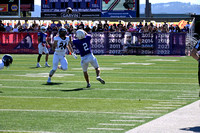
[0,32,186,55]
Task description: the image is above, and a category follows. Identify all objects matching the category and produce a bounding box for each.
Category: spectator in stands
[135,25,141,33]
[79,22,85,30]
[0,20,5,32]
[85,25,91,33]
[33,24,39,32]
[28,26,34,32]
[127,24,135,32]
[138,22,143,29]
[185,21,190,32]
[113,23,117,29]
[13,25,19,32]
[127,21,132,29]
[161,25,168,33]
[56,20,62,29]
[169,24,174,32]
[109,25,115,32]
[32,20,37,29]
[16,21,21,27]
[22,20,29,29]
[64,21,69,28]
[181,26,187,33]
[163,21,168,29]
[50,20,57,29]
[103,20,109,29]
[121,26,127,32]
[143,23,149,33]
[117,20,123,28]
[52,26,58,36]
[68,25,74,35]
[96,21,103,32]
[18,25,23,32]
[5,23,12,32]
[91,26,97,32]
[104,25,109,32]
[174,25,181,32]
[157,26,162,33]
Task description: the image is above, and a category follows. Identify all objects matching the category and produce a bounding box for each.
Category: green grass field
[0,54,199,133]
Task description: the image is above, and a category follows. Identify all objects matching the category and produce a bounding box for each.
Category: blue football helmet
[2,54,13,67]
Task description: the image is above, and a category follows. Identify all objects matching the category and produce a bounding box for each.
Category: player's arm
[191,48,199,61]
[67,42,77,59]
[52,40,57,51]
[67,43,74,54]
[38,36,41,43]
[191,41,200,61]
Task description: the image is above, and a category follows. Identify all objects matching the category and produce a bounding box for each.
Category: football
[66,7,72,14]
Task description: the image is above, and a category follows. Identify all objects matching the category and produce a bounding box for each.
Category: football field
[0,54,199,133]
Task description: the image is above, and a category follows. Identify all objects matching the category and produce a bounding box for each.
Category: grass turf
[0,54,199,133]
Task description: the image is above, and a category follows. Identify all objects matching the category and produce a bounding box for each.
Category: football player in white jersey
[36,26,50,68]
[47,28,77,83]
[0,54,13,70]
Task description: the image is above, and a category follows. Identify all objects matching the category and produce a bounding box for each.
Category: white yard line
[137,110,169,112]
[152,104,182,107]
[158,102,187,104]
[1,86,197,93]
[99,123,135,126]
[120,116,154,119]
[0,79,197,85]
[110,120,145,122]
[87,128,124,131]
[0,96,195,102]
[173,97,197,100]
[0,109,151,115]
[0,130,57,133]
[145,107,175,109]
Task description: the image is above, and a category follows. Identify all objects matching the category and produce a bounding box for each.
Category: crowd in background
[0,20,191,34]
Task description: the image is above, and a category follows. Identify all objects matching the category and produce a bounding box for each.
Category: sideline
[126,100,200,133]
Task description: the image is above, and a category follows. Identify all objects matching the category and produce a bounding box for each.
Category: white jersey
[54,36,70,55]
[0,60,4,70]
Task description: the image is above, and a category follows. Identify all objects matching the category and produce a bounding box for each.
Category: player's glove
[72,52,77,59]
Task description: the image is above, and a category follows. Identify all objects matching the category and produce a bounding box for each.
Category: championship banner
[0,32,186,55]
[0,32,38,54]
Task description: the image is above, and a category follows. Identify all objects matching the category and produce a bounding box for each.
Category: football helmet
[59,28,67,37]
[76,29,85,40]
[40,26,46,33]
[2,54,13,67]
[66,7,72,14]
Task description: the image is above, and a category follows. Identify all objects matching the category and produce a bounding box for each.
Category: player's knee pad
[49,69,56,77]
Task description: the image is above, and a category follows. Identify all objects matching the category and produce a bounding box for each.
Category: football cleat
[96,77,105,84]
[45,63,50,67]
[47,77,51,84]
[36,63,41,68]
[86,83,91,88]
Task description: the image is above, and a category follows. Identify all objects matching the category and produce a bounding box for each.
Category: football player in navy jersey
[0,54,13,70]
[191,40,200,97]
[36,26,50,68]
[72,29,105,88]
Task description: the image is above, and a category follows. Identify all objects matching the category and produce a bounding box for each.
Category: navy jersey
[73,35,92,57]
[194,40,200,51]
[38,32,47,43]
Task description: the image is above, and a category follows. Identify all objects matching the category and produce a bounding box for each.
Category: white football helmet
[40,26,47,33]
[76,29,85,40]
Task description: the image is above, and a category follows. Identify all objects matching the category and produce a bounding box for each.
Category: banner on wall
[0,32,38,54]
[0,32,186,55]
